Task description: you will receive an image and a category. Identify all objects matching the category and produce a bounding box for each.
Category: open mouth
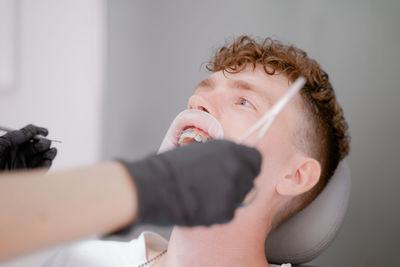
[158,109,224,154]
[177,125,213,146]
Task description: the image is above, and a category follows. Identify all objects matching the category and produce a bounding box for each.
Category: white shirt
[42,231,291,267]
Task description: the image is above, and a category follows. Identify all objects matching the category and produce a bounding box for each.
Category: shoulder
[41,238,144,267]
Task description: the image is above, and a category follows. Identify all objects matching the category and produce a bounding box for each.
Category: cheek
[257,114,293,156]
[255,121,295,176]
[254,138,294,197]
[258,135,293,167]
[246,160,281,207]
[253,144,290,197]
[221,120,252,143]
[219,111,260,142]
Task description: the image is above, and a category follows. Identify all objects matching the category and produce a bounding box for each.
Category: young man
[43,35,350,267]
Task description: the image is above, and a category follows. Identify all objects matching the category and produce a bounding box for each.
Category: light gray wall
[0,1,106,266]
[103,1,400,266]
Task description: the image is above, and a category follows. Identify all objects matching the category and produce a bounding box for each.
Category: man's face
[188,65,304,208]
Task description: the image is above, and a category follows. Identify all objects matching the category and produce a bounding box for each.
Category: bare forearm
[0,161,138,261]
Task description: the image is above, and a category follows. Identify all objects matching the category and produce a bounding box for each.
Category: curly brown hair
[206,35,350,228]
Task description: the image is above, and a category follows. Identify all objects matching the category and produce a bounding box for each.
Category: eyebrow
[195,77,272,106]
[230,80,257,92]
[229,79,272,106]
[195,78,214,91]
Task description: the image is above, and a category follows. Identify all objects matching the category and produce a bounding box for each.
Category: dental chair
[266,160,351,266]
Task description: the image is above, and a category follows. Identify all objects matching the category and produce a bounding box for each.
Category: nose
[187,95,216,116]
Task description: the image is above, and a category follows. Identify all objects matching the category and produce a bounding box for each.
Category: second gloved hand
[121,139,262,226]
[0,124,57,171]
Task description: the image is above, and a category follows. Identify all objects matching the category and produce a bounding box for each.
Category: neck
[161,212,272,267]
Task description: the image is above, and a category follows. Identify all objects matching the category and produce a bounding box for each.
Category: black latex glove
[0,124,57,171]
[120,139,262,227]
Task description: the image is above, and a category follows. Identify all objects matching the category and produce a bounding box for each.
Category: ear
[276,158,321,197]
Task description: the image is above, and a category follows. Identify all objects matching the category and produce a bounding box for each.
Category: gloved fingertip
[23,124,48,136]
[250,148,262,168]
[237,145,262,173]
[20,124,40,139]
[32,139,51,152]
[40,148,57,161]
[213,209,235,225]
[39,159,52,168]
[46,147,58,160]
[38,127,49,137]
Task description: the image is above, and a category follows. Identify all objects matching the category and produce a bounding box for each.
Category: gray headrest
[265,160,351,265]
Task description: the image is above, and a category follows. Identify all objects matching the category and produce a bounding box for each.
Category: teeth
[178,128,211,146]
[194,135,202,142]
[179,130,196,141]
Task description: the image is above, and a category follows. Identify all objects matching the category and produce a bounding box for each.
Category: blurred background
[0,0,399,266]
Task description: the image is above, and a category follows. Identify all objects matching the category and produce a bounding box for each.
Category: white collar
[134,231,168,262]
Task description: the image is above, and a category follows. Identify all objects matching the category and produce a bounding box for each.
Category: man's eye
[237,97,254,108]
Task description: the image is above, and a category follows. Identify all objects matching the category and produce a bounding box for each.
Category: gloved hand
[121,139,262,226]
[0,124,57,171]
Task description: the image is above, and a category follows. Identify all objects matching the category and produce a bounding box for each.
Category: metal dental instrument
[237,76,306,147]
[0,125,62,143]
